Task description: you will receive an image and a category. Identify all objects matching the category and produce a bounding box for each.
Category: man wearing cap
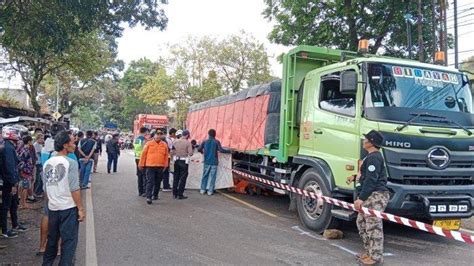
[171,130,193,199]
[348,130,389,265]
[139,129,169,204]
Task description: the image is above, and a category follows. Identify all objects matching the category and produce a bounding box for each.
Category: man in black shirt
[92,132,102,173]
[348,130,389,265]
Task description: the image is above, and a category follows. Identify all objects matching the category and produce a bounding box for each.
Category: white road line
[291,225,395,257]
[291,225,326,241]
[330,243,358,256]
[85,188,98,266]
[218,191,279,218]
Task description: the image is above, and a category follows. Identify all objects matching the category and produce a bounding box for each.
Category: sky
[117,0,474,77]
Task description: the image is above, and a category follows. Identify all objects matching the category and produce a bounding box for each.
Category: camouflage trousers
[356,191,390,262]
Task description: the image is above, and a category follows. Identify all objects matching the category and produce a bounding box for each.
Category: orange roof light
[358,39,369,53]
[435,51,446,65]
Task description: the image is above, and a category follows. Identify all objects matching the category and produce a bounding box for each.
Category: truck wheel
[296,168,335,234]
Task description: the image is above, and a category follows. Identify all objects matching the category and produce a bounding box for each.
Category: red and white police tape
[187,158,474,244]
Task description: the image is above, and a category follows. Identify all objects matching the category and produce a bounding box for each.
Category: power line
[447,10,474,21]
[459,29,474,36]
[447,21,474,29]
[447,6,474,18]
[448,49,474,54]
[453,1,474,9]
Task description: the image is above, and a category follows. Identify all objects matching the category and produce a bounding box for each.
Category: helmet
[2,126,20,141]
[176,130,183,136]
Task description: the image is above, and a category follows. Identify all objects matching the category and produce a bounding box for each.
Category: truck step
[331,208,357,221]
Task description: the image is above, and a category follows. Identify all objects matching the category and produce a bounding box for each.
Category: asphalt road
[76,151,474,265]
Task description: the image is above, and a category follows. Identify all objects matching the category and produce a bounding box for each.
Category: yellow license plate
[433,219,461,230]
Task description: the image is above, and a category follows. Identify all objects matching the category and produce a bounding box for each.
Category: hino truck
[187,42,474,233]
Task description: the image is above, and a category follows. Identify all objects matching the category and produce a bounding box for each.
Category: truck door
[308,68,361,189]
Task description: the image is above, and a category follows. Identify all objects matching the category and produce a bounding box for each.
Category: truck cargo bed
[187,80,281,151]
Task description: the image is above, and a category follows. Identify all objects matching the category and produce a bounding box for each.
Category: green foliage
[0,91,21,108]
[460,56,474,78]
[71,106,102,130]
[0,1,168,114]
[263,0,449,62]
[41,32,115,114]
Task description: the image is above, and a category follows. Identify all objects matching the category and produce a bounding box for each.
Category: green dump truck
[187,44,474,233]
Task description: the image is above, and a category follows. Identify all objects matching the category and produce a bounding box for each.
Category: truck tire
[296,168,336,233]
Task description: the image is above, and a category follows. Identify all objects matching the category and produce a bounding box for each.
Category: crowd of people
[134,127,230,204]
[0,124,106,265]
[0,122,231,263]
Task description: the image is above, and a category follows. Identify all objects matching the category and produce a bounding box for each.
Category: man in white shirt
[42,131,85,266]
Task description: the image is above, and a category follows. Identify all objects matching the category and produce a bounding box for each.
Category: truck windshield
[365,63,474,128]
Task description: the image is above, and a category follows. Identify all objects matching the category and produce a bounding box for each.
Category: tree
[210,31,273,93]
[460,56,474,81]
[40,32,115,114]
[119,58,168,129]
[71,106,102,130]
[0,1,168,114]
[263,0,448,62]
[189,71,224,103]
[167,32,273,94]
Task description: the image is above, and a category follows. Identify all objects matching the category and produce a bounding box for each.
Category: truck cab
[284,47,474,232]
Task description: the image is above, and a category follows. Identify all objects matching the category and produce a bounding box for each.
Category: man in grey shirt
[42,131,85,266]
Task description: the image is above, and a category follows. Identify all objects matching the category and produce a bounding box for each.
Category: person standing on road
[17,135,35,209]
[78,130,96,189]
[106,133,120,174]
[42,131,85,266]
[92,131,102,173]
[171,130,193,200]
[198,129,230,196]
[347,130,389,265]
[0,126,22,239]
[134,127,149,196]
[33,133,45,198]
[139,130,169,205]
[161,128,176,192]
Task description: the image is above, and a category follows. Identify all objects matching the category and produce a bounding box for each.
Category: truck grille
[383,147,474,186]
[400,159,474,168]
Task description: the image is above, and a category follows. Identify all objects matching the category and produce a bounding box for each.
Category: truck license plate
[433,219,461,230]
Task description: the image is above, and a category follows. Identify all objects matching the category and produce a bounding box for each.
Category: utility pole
[454,0,459,68]
[443,0,448,66]
[405,0,413,59]
[432,0,437,62]
[56,75,59,113]
[439,0,448,66]
[417,0,424,62]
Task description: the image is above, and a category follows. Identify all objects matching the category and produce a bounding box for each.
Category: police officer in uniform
[347,130,389,265]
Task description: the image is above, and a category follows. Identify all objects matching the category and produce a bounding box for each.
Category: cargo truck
[187,41,474,233]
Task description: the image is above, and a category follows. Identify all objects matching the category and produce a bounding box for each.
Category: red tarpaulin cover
[187,94,271,151]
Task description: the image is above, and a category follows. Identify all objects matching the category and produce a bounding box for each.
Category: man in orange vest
[138,130,169,205]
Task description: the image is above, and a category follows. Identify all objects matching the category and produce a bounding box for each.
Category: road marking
[85,188,98,266]
[330,243,358,255]
[218,192,278,218]
[291,225,395,257]
[291,225,326,241]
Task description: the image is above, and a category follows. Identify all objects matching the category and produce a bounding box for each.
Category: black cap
[363,130,384,148]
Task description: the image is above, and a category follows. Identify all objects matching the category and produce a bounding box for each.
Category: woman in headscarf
[18,135,35,209]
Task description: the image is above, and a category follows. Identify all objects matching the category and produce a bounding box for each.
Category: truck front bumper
[386,182,474,220]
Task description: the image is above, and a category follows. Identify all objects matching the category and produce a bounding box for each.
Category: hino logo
[384,140,412,148]
[427,147,450,170]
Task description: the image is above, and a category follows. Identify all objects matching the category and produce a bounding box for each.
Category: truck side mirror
[340,71,358,94]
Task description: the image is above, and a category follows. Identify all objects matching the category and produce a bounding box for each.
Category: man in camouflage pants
[348,130,390,265]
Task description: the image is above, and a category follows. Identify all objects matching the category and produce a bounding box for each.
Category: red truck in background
[133,114,169,136]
